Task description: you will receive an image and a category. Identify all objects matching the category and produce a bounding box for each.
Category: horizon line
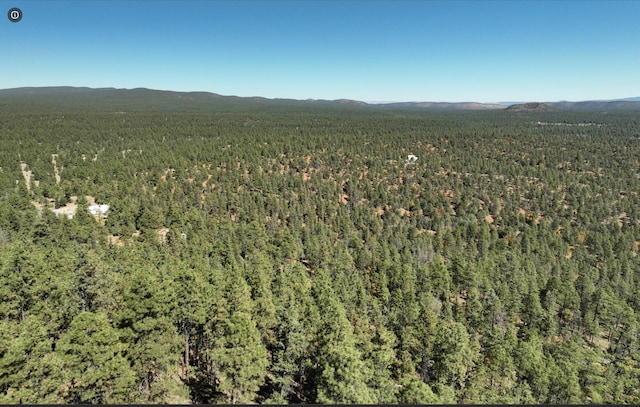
[0,85,638,106]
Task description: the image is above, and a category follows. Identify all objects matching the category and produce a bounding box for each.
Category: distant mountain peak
[505,102,555,112]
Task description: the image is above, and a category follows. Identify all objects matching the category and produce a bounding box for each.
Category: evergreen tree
[308,270,376,403]
[207,311,268,404]
[56,311,136,403]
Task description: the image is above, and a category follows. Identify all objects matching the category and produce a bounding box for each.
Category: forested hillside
[1,105,639,403]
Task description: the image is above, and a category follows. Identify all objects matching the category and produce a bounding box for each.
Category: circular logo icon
[8,7,22,22]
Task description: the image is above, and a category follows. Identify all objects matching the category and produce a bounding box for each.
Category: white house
[407,154,418,164]
[88,204,110,217]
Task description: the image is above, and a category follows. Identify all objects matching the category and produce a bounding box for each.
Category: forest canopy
[1,99,639,403]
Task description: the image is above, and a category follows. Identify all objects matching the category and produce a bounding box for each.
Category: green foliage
[1,106,639,403]
[207,311,268,404]
[430,321,479,391]
[0,315,66,403]
[309,270,376,403]
[56,312,136,403]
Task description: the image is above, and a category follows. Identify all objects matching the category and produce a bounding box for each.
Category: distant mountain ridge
[378,101,504,110]
[505,102,555,112]
[1,86,639,112]
[549,100,640,110]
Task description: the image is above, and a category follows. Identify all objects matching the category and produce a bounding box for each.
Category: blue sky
[1,0,638,103]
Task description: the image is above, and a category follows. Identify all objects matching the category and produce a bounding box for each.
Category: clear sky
[1,0,638,103]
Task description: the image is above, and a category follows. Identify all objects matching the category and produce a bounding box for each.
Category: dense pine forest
[1,100,639,403]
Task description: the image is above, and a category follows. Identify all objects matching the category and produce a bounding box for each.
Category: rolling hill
[1,86,639,112]
[504,102,555,112]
